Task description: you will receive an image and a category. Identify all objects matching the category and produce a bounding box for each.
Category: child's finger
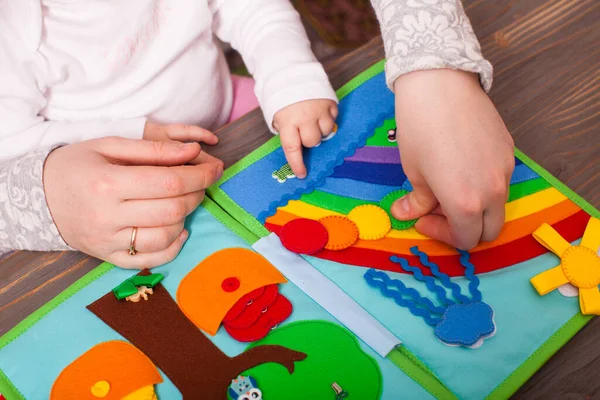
[167,124,219,144]
[279,126,307,179]
[318,117,336,137]
[299,123,322,148]
[109,229,189,269]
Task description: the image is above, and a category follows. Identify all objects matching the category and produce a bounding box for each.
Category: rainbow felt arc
[264,119,591,277]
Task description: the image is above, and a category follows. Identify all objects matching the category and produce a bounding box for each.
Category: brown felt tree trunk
[87,271,306,399]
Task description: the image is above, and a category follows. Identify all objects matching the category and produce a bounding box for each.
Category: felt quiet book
[208,61,600,399]
[0,62,599,400]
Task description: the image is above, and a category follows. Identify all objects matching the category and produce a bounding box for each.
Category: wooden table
[1,0,598,398]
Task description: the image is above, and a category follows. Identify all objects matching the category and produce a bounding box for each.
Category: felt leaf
[88,270,306,400]
[50,341,162,400]
[279,218,328,254]
[176,248,287,335]
[434,302,496,348]
[224,285,280,329]
[319,215,359,251]
[348,205,391,240]
[224,294,293,342]
[239,321,382,400]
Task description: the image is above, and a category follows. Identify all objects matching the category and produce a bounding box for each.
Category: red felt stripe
[267,210,590,277]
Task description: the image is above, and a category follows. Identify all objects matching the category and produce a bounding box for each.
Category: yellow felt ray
[580,217,600,252]
[579,287,600,315]
[533,223,572,257]
[530,265,569,295]
[505,188,566,222]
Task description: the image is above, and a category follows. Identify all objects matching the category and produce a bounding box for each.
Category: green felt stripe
[0,367,25,400]
[203,195,261,244]
[388,347,458,400]
[301,190,376,215]
[508,177,552,202]
[365,118,397,147]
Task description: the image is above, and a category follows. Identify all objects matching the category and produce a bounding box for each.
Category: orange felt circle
[176,248,287,336]
[50,341,162,400]
[319,216,359,251]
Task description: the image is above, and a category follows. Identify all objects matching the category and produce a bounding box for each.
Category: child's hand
[391,69,515,250]
[143,121,222,165]
[273,99,338,178]
[43,137,223,268]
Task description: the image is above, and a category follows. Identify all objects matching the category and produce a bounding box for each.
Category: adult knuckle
[163,173,184,196]
[488,173,508,199]
[454,194,483,217]
[164,200,187,223]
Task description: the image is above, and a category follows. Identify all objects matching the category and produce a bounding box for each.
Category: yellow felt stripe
[533,223,572,257]
[280,187,567,241]
[504,187,566,222]
[530,265,569,295]
[579,287,600,315]
[279,200,430,239]
[581,217,600,252]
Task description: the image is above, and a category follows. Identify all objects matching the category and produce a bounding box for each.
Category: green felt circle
[239,321,382,400]
[379,190,417,230]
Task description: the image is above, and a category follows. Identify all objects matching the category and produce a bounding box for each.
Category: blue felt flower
[434,302,496,347]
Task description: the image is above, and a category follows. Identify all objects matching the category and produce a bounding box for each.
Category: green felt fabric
[507,178,552,202]
[379,190,417,230]
[365,119,397,147]
[241,321,382,400]
[301,190,376,214]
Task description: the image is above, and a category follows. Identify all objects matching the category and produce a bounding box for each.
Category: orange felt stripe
[177,248,287,336]
[350,198,580,255]
[266,208,301,226]
[51,340,162,400]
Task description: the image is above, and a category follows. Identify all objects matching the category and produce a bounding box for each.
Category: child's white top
[0,0,337,159]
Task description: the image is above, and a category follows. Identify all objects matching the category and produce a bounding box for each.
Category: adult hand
[44,137,223,268]
[391,69,515,250]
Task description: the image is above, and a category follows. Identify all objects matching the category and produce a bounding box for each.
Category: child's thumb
[391,188,438,221]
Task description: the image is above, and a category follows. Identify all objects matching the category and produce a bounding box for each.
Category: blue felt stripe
[318,177,402,202]
[331,160,407,186]
[510,163,539,184]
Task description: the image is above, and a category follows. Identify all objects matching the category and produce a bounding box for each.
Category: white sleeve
[210,0,338,132]
[0,4,146,161]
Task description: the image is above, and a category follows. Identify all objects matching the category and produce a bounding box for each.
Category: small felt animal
[272,163,295,183]
[228,375,263,400]
[387,128,397,142]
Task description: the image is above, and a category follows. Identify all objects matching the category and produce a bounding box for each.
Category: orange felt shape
[50,340,162,400]
[319,215,359,251]
[177,248,287,336]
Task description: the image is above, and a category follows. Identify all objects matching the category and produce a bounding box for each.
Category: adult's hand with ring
[43,137,224,269]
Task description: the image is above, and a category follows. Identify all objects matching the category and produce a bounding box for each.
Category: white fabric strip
[253,233,401,358]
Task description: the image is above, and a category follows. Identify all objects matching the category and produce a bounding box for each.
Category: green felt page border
[207,60,600,399]
[0,197,256,400]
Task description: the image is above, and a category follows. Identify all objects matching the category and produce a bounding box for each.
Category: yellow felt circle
[91,380,110,398]
[348,205,391,240]
[561,245,600,288]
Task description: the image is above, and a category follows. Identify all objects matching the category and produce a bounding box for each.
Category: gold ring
[129,227,138,255]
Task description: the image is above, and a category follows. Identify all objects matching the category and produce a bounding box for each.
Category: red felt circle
[280,218,328,254]
[221,277,240,292]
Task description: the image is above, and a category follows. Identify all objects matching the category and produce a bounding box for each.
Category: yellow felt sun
[530,217,600,315]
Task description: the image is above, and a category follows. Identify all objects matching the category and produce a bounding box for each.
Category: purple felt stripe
[344,146,401,164]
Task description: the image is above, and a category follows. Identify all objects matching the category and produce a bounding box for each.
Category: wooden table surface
[1,0,598,398]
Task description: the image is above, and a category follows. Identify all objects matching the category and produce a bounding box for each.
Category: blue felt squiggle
[390,256,454,307]
[458,250,482,302]
[364,269,443,325]
[365,269,445,315]
[409,247,471,304]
